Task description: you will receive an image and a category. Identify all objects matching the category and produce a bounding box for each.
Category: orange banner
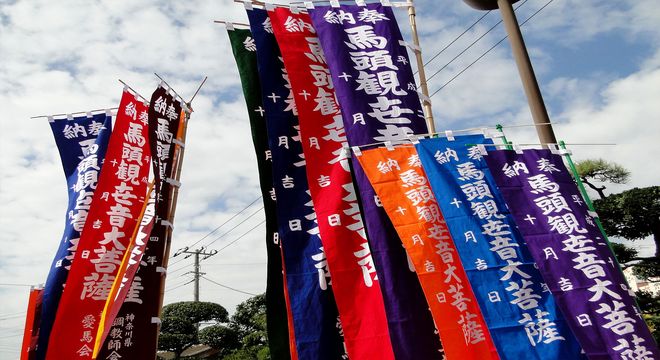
[20,287,43,360]
[357,145,499,360]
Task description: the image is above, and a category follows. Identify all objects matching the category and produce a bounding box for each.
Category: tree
[198,324,241,358]
[223,293,270,360]
[594,186,660,258]
[575,158,630,199]
[158,301,230,359]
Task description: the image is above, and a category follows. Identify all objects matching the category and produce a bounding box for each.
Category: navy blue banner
[247,8,346,360]
[37,113,112,359]
[416,135,583,359]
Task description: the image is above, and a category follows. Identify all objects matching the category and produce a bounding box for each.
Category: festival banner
[415,135,583,359]
[357,145,499,360]
[308,4,442,357]
[46,90,151,360]
[228,27,292,360]
[97,86,185,360]
[247,8,346,359]
[37,113,113,360]
[21,287,43,360]
[269,7,395,360]
[484,149,660,359]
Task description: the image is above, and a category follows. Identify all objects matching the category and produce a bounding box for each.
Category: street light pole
[463,0,557,145]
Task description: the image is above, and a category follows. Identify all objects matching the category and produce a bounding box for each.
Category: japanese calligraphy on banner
[269,7,394,360]
[228,27,293,360]
[308,4,441,358]
[415,135,583,359]
[98,86,185,360]
[46,90,151,360]
[484,149,659,359]
[95,189,155,359]
[37,113,112,360]
[247,8,345,359]
[357,145,499,360]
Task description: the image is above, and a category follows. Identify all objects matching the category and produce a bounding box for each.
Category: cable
[184,196,263,249]
[214,219,266,254]
[201,276,258,296]
[423,0,528,85]
[168,205,265,269]
[164,278,195,293]
[0,283,33,287]
[416,10,492,74]
[201,207,265,248]
[429,0,555,98]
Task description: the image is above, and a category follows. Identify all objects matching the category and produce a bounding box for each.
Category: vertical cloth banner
[484,149,659,359]
[46,90,151,360]
[269,7,395,360]
[37,113,112,360]
[98,86,185,360]
[227,27,292,360]
[21,287,44,360]
[247,8,346,359]
[357,145,499,360]
[415,135,583,359]
[308,4,442,358]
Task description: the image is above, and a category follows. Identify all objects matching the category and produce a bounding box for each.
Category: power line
[168,205,265,269]
[429,0,555,98]
[0,283,33,287]
[201,276,258,297]
[165,278,195,293]
[167,218,266,278]
[185,196,263,249]
[202,207,265,248]
[418,10,492,72]
[424,0,528,85]
[214,219,266,254]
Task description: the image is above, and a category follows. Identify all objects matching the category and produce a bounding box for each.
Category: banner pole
[495,124,514,150]
[153,108,191,355]
[558,140,632,286]
[406,0,435,133]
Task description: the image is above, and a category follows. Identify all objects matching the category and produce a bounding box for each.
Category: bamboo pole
[406,0,435,133]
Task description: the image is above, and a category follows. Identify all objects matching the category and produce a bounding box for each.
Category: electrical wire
[213,219,266,254]
[423,0,528,85]
[429,0,555,97]
[201,276,258,296]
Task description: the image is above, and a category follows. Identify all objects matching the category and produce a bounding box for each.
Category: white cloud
[1,0,659,357]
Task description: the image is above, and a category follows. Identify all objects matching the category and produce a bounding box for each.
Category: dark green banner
[228,27,291,360]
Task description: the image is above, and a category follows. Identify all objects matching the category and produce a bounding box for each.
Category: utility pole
[463,0,557,146]
[173,247,218,302]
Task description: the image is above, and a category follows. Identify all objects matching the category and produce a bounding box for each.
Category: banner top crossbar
[31,107,118,120]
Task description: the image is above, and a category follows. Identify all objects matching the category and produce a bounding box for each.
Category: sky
[1,0,659,357]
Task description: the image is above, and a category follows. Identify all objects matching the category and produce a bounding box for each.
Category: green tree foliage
[594,186,660,257]
[222,293,270,360]
[158,315,197,359]
[158,301,230,359]
[163,301,229,324]
[575,158,630,199]
[198,324,240,358]
[611,242,639,265]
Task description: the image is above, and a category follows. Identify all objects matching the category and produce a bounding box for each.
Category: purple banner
[309,4,442,359]
[484,149,659,359]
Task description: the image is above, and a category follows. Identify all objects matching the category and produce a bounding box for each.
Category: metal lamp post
[463,0,557,145]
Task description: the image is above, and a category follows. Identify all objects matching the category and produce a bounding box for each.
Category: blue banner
[37,113,112,359]
[247,8,346,360]
[416,135,583,359]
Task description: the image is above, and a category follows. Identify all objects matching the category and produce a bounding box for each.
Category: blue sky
[1,0,659,358]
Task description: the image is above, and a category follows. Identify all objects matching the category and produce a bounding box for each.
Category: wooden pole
[406,0,436,133]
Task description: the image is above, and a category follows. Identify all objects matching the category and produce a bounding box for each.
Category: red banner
[269,8,394,360]
[93,186,156,357]
[46,90,151,360]
[357,145,499,360]
[20,287,43,360]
